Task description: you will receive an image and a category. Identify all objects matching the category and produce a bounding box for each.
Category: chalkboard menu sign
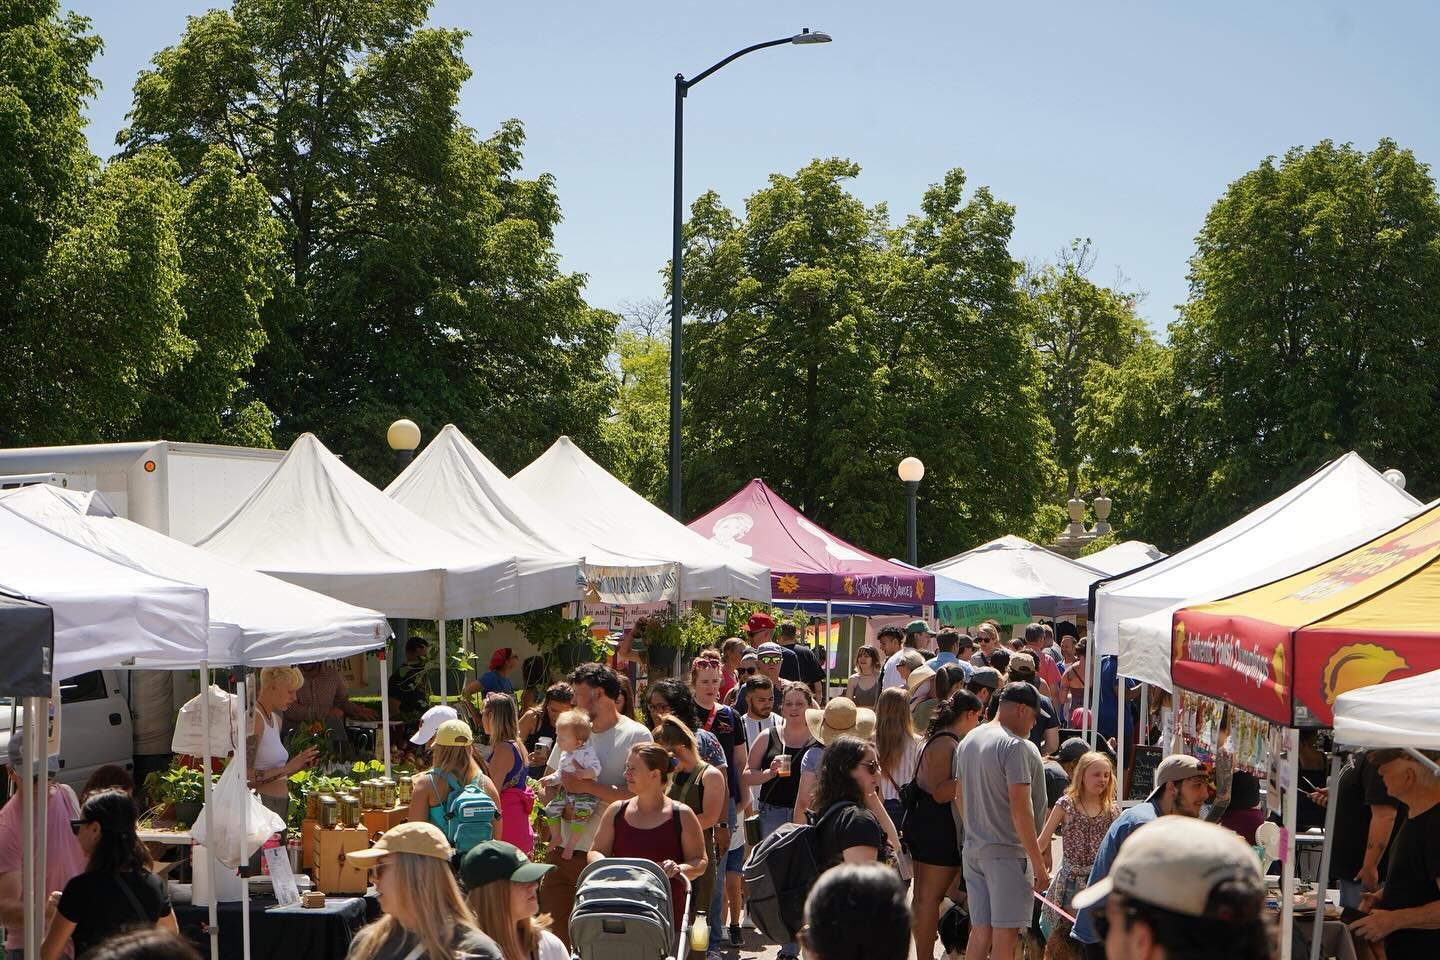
[1127,746,1163,801]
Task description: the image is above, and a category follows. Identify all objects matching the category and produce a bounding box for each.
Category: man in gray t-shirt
[955,683,1051,960]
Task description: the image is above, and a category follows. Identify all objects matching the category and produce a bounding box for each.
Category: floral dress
[1042,795,1117,937]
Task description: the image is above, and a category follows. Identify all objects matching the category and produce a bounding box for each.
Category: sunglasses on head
[693,656,721,667]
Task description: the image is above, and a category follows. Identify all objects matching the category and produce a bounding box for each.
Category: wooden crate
[313,827,370,895]
[360,806,408,839]
[299,819,319,870]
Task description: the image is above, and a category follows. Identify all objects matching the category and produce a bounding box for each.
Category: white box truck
[0,441,285,790]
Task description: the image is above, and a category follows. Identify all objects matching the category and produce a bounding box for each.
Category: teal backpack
[430,770,497,852]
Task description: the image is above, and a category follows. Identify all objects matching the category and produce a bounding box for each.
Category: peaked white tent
[1081,540,1166,576]
[1,484,390,666]
[0,502,209,679]
[1334,669,1440,749]
[1095,452,1421,690]
[197,433,580,619]
[925,535,1103,619]
[387,425,675,603]
[511,437,771,601]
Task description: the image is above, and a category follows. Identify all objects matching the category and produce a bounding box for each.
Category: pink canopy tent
[690,479,935,605]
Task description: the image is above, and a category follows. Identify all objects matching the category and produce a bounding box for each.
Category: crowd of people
[9,612,1440,960]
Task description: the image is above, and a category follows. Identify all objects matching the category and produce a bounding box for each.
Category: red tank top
[612,800,687,934]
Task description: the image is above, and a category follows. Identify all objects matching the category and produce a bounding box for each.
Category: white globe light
[387,418,422,452]
[897,457,925,483]
[1383,468,1407,490]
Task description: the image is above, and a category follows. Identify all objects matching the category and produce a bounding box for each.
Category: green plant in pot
[143,763,212,828]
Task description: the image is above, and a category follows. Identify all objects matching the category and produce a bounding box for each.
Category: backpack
[432,770,497,852]
[742,801,850,943]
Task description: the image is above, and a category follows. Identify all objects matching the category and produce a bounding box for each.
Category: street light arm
[681,36,797,91]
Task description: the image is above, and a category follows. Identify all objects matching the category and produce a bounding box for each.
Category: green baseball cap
[905,619,932,636]
[459,840,553,889]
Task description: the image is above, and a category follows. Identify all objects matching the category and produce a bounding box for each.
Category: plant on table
[143,762,216,828]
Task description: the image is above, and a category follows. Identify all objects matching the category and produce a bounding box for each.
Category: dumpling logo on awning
[1322,643,1409,704]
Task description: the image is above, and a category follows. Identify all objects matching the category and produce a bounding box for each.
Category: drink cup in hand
[775,754,792,778]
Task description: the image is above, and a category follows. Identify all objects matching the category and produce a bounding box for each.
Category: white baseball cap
[1071,816,1263,918]
[409,705,459,745]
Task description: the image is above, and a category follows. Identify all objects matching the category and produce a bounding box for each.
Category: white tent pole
[1281,726,1299,960]
[1310,752,1342,960]
[21,698,37,960]
[35,694,49,960]
[200,662,219,960]
[824,600,832,702]
[463,618,470,683]
[1083,647,1096,747]
[379,649,392,779]
[238,675,252,960]
[438,619,448,703]
[1139,685,1149,745]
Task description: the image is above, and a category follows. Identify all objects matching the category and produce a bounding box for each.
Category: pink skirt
[500,785,537,855]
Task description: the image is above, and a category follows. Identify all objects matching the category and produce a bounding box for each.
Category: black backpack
[742,801,851,943]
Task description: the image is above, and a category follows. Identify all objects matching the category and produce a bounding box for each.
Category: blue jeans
[757,801,798,955]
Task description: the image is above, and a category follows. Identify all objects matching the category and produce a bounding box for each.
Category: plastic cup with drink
[775,754,792,778]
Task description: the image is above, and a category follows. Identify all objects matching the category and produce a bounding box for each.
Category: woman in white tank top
[248,667,318,820]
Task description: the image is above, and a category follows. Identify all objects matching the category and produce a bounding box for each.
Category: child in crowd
[538,709,602,859]
[1037,750,1120,953]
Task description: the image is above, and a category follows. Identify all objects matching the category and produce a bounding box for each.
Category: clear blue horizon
[64,1,1440,336]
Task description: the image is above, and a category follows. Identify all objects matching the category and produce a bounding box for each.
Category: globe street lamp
[387,418,421,471]
[898,456,925,566]
[669,28,833,519]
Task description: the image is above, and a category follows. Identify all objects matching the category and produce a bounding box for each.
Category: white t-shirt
[881,650,907,691]
[741,714,782,807]
[546,714,651,852]
[879,735,921,801]
[537,930,568,960]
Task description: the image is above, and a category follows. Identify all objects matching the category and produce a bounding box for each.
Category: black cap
[1057,737,1090,764]
[998,681,1039,709]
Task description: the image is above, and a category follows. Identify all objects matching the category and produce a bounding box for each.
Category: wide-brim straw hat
[906,663,937,696]
[805,697,877,745]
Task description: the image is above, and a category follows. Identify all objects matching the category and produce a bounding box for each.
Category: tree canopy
[678,158,1054,562]
[118,0,613,479]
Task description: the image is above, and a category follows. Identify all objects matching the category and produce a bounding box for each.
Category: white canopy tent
[0,501,210,679]
[511,437,771,601]
[387,424,677,603]
[1334,669,1440,750]
[1080,540,1166,576]
[924,535,1103,619]
[1095,453,1420,689]
[1,483,390,666]
[197,433,581,619]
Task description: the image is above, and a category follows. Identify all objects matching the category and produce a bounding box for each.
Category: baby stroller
[569,858,693,960]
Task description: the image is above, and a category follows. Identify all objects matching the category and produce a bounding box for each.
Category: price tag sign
[263,846,302,907]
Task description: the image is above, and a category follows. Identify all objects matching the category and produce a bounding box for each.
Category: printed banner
[583,564,679,605]
[1170,611,1293,725]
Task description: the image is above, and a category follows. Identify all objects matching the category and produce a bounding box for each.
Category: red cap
[746,612,776,633]
[488,648,513,671]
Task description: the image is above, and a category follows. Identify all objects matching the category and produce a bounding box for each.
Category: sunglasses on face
[861,760,881,774]
[1093,900,1139,940]
[759,655,782,664]
[649,702,670,715]
[737,666,757,675]
[70,819,90,835]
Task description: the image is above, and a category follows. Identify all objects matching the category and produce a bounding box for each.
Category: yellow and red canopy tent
[1172,502,1440,727]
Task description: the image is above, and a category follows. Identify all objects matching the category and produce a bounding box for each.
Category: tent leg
[1083,646,1096,747]
[380,650,392,779]
[1115,662,1126,801]
[1310,753,1342,960]
[238,675,253,960]
[20,699,37,960]
[1281,727,1299,960]
[439,619,448,703]
[824,601,832,702]
[36,695,49,960]
[200,663,219,960]
[1138,685,1149,745]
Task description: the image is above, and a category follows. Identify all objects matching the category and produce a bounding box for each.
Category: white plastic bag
[170,685,239,757]
[190,757,285,868]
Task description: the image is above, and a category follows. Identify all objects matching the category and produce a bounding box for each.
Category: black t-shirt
[1027,695,1060,752]
[812,801,886,871]
[1330,753,1406,883]
[58,869,171,957]
[1042,759,1070,808]
[784,643,826,687]
[363,922,503,960]
[1379,803,1440,960]
[699,702,743,803]
[773,645,801,682]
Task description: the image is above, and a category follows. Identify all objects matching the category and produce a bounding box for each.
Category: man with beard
[1070,755,1212,959]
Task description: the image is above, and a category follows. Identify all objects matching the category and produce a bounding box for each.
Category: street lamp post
[669,27,832,519]
[387,418,421,471]
[898,457,925,566]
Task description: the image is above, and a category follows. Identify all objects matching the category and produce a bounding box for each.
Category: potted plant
[143,763,212,828]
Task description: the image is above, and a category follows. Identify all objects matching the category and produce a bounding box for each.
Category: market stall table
[174,892,380,960]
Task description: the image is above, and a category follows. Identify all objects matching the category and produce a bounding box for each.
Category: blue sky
[67,1,1440,334]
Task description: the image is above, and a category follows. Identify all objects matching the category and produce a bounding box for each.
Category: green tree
[602,299,669,506]
[1022,239,1151,498]
[1083,140,1440,548]
[119,0,613,479]
[679,158,1053,562]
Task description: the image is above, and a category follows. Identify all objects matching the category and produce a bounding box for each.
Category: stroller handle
[574,857,694,960]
